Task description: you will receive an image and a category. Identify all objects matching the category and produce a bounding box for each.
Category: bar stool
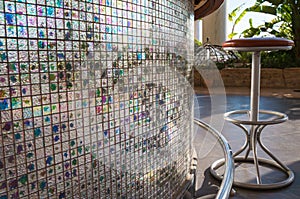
[210,37,295,189]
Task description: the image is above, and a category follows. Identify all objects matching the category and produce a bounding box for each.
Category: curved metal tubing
[232,123,249,158]
[194,118,234,199]
[211,157,294,190]
[224,110,288,125]
[212,109,295,189]
[251,125,262,184]
[257,129,292,172]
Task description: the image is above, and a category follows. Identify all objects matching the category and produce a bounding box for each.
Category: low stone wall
[284,68,300,88]
[220,68,251,87]
[194,68,300,89]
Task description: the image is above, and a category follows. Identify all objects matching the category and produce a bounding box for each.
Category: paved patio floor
[194,87,300,199]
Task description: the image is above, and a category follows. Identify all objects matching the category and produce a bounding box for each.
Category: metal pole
[250,51,261,122]
[250,51,262,184]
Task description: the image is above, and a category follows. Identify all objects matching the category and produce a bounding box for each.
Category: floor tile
[195,94,300,199]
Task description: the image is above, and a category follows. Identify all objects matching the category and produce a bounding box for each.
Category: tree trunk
[291,2,300,61]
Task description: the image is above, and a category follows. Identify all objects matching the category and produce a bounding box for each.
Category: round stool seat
[222,37,294,52]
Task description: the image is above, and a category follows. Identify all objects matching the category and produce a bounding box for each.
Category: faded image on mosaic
[0,0,194,198]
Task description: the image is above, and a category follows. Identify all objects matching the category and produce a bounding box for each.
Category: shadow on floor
[195,168,220,199]
[230,160,300,199]
[195,153,300,199]
[195,94,300,198]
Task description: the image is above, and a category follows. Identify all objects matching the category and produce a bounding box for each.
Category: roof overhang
[194,0,225,20]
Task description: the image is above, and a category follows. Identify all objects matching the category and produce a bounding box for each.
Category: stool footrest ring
[210,156,295,190]
[224,109,288,125]
[210,109,294,190]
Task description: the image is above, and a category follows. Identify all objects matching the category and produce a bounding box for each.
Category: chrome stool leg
[217,37,295,190]
[210,110,295,190]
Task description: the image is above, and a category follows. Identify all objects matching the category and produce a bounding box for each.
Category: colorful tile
[0,0,194,198]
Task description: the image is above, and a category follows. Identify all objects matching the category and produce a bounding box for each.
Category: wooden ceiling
[194,0,224,20]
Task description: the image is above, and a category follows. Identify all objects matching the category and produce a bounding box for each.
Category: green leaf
[228,33,238,39]
[265,22,274,29]
[194,39,202,46]
[249,18,253,28]
[269,29,280,36]
[267,0,284,6]
[228,3,245,22]
[246,5,277,16]
[233,9,247,25]
[241,27,261,38]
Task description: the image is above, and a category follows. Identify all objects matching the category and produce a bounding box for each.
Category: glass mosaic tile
[0,0,194,198]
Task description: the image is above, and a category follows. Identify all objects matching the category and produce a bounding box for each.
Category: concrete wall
[202,1,227,45]
[194,68,300,89]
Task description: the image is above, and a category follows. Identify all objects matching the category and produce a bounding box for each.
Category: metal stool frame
[210,110,294,189]
[210,38,295,190]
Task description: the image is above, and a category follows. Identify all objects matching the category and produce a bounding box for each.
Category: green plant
[228,3,246,39]
[236,52,252,67]
[240,1,294,40]
[194,39,202,46]
[229,0,300,65]
[215,60,236,69]
[261,50,300,68]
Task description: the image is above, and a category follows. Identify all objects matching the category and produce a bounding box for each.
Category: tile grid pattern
[0,0,194,198]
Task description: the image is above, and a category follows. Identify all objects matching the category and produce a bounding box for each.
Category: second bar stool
[210,37,295,190]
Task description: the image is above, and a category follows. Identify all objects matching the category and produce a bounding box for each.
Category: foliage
[235,52,252,67]
[215,60,235,70]
[228,3,246,39]
[239,1,294,40]
[261,50,300,68]
[194,39,202,46]
[223,50,300,69]
[228,0,300,67]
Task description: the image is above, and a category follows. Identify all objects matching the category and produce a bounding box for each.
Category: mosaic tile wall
[0,0,194,198]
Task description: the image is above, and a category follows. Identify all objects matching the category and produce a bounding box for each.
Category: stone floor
[193,87,300,199]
